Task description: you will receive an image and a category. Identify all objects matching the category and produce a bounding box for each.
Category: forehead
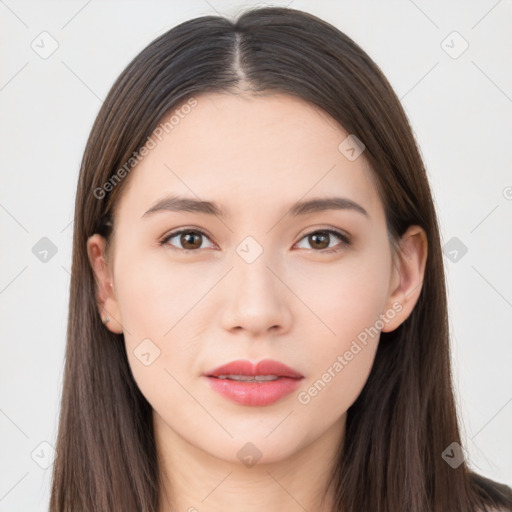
[115,91,383,224]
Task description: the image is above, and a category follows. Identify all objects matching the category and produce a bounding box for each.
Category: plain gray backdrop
[1,0,511,510]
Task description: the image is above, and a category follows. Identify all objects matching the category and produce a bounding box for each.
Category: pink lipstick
[204,359,304,406]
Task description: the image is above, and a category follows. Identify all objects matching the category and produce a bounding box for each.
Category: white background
[1,1,511,510]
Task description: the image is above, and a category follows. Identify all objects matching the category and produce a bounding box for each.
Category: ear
[86,234,124,334]
[381,225,428,333]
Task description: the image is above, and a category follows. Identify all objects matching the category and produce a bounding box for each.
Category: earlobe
[381,225,428,333]
[86,234,124,334]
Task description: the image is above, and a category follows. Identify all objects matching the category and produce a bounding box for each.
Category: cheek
[293,244,392,344]
[294,292,382,424]
[112,248,210,397]
[293,248,391,411]
[114,243,218,341]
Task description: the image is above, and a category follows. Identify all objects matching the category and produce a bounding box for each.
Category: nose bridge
[233,236,282,303]
[219,235,292,334]
[246,256,276,289]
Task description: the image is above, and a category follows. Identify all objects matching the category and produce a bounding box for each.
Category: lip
[204,359,304,407]
[205,359,304,379]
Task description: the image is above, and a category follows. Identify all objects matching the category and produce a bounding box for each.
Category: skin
[87,91,427,512]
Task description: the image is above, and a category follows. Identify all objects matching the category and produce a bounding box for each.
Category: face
[88,91,424,465]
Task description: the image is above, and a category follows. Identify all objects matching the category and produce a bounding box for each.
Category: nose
[219,253,293,337]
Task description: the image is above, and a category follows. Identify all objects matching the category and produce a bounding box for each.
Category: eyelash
[158,227,351,254]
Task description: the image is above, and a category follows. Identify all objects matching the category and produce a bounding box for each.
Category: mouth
[210,374,283,382]
[205,358,304,379]
[203,359,304,406]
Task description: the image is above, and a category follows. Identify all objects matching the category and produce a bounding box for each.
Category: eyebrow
[141,195,369,219]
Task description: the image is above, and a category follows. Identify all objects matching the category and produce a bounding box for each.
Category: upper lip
[205,359,304,379]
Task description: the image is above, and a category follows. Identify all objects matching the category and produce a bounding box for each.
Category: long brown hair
[50,7,512,512]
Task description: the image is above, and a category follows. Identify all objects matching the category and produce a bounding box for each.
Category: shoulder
[470,472,512,512]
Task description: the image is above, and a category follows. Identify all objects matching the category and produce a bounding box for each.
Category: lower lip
[205,376,303,406]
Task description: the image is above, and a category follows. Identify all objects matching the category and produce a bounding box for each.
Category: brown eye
[308,232,330,250]
[161,229,214,251]
[180,231,203,250]
[296,229,350,253]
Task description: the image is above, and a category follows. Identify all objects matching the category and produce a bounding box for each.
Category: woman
[49,6,512,512]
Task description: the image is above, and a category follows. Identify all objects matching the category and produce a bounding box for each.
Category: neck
[154,412,345,512]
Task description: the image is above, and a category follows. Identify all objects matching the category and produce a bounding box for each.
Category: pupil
[311,232,328,249]
[182,232,200,249]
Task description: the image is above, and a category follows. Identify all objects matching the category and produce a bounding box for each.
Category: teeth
[216,375,280,382]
